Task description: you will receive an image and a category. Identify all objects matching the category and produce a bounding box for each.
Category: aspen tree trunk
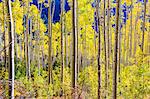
[76,0,79,82]
[141,0,147,52]
[96,0,101,98]
[118,0,122,95]
[60,0,65,95]
[7,0,15,98]
[134,7,139,57]
[94,20,97,56]
[61,0,65,89]
[32,22,35,62]
[107,0,110,96]
[48,0,52,84]
[112,0,120,98]
[84,25,87,67]
[23,3,26,61]
[19,36,22,61]
[51,0,55,69]
[38,6,45,69]
[109,1,113,68]
[3,1,7,69]
[29,18,33,65]
[124,1,128,65]
[65,31,68,67]
[103,0,108,98]
[129,0,133,57]
[118,23,121,96]
[94,0,97,56]
[70,36,72,68]
[64,16,68,67]
[125,2,129,65]
[25,0,30,79]
[14,19,18,61]
[81,37,83,69]
[41,46,45,68]
[72,0,77,98]
[37,2,43,75]
[123,24,126,65]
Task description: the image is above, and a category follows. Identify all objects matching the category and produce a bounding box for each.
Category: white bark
[8,0,14,98]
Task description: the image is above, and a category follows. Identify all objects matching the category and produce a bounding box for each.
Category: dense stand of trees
[0,0,149,98]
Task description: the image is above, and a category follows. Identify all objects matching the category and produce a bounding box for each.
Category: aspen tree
[141,0,147,52]
[60,0,65,95]
[25,0,30,79]
[129,0,133,57]
[112,0,120,98]
[3,0,7,69]
[72,0,77,97]
[7,0,15,98]
[48,0,52,84]
[107,0,110,96]
[103,0,108,98]
[96,0,101,98]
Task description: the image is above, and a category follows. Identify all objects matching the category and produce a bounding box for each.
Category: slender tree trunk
[48,0,52,84]
[123,24,126,65]
[141,0,147,52]
[19,36,22,61]
[72,0,77,98]
[25,0,30,79]
[125,1,128,65]
[103,0,108,98]
[76,0,79,82]
[96,0,101,98]
[60,0,65,95]
[134,7,139,57]
[81,37,83,69]
[65,31,68,67]
[37,2,40,76]
[107,0,110,96]
[3,0,7,69]
[129,0,133,57]
[29,18,33,65]
[84,25,87,67]
[2,2,7,94]
[118,1,122,95]
[7,0,15,98]
[94,23,97,56]
[14,20,18,60]
[112,0,120,98]
[23,3,26,61]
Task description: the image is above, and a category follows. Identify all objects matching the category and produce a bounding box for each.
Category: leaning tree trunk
[7,0,15,98]
[112,0,120,98]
